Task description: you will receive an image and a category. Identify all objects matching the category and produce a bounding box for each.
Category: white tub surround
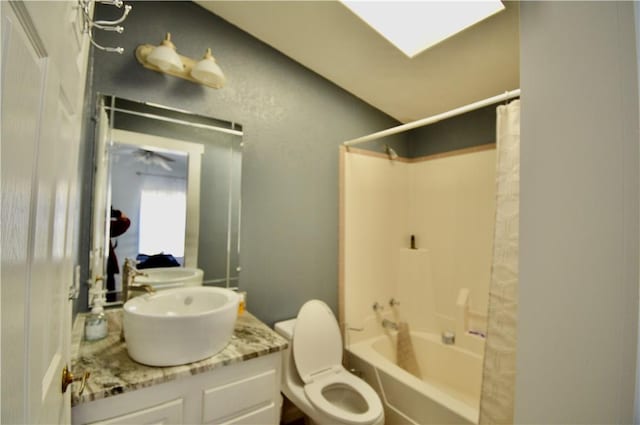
[341,147,496,344]
[340,144,496,425]
[348,331,483,424]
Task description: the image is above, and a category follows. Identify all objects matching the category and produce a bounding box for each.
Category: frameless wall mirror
[90,95,243,306]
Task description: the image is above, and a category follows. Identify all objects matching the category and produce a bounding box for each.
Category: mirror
[90,95,243,305]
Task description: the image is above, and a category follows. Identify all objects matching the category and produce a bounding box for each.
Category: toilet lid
[293,300,343,384]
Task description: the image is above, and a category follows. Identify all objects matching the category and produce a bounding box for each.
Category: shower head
[385,145,398,160]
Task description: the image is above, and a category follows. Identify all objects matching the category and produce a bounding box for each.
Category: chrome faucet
[382,319,398,331]
[122,258,153,302]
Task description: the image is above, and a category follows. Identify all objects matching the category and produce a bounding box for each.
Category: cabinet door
[202,369,277,423]
[91,398,184,425]
[219,403,278,425]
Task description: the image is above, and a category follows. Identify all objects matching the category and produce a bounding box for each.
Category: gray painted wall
[408,103,497,157]
[517,2,638,422]
[78,1,400,325]
[635,3,640,422]
[355,103,501,159]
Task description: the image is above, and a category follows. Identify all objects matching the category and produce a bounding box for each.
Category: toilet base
[281,385,384,425]
[281,395,307,425]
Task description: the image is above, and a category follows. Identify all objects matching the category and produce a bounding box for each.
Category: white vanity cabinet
[72,352,282,425]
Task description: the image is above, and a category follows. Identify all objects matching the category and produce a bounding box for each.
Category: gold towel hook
[61,365,91,396]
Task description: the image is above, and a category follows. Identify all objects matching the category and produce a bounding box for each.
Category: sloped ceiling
[196,1,520,123]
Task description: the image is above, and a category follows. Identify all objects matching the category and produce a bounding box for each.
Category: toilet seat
[304,370,383,425]
[293,300,383,425]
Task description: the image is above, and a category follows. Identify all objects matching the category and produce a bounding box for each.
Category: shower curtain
[479,99,520,424]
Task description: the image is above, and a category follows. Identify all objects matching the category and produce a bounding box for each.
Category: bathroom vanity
[71,310,287,424]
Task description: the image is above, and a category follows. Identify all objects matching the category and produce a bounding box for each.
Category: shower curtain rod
[343,88,521,147]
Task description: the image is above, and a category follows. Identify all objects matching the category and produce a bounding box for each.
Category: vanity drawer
[220,403,278,425]
[90,398,183,424]
[202,369,276,423]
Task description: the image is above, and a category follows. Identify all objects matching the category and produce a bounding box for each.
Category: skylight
[341,1,505,58]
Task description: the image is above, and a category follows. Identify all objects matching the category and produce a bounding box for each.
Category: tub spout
[382,319,398,331]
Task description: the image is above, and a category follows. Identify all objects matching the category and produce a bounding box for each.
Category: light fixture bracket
[135,44,224,89]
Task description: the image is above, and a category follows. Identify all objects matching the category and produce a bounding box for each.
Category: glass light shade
[146,34,183,73]
[191,49,225,87]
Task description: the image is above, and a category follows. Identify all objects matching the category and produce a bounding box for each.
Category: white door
[1,1,89,423]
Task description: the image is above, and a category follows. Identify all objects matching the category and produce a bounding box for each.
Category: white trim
[105,106,243,136]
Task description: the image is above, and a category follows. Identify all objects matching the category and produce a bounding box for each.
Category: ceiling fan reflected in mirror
[132,148,175,171]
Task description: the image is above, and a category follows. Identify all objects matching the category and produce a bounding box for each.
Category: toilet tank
[274,318,297,340]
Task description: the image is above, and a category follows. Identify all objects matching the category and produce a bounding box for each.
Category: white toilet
[275,300,384,425]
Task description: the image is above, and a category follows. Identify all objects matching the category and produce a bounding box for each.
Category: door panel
[1,1,88,423]
[29,59,74,424]
[1,3,48,423]
[24,0,87,113]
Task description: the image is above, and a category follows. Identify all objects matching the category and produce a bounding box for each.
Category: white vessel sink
[133,267,204,289]
[123,286,239,366]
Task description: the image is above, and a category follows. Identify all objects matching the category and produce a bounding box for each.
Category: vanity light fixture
[191,48,226,88]
[136,33,226,89]
[144,33,183,72]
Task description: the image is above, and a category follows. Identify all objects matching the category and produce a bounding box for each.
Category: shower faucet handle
[442,331,456,345]
[389,298,400,307]
[372,302,384,312]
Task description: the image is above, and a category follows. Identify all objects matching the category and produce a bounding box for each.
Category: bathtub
[347,331,483,424]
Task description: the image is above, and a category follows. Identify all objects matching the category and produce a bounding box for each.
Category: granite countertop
[71,309,288,406]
